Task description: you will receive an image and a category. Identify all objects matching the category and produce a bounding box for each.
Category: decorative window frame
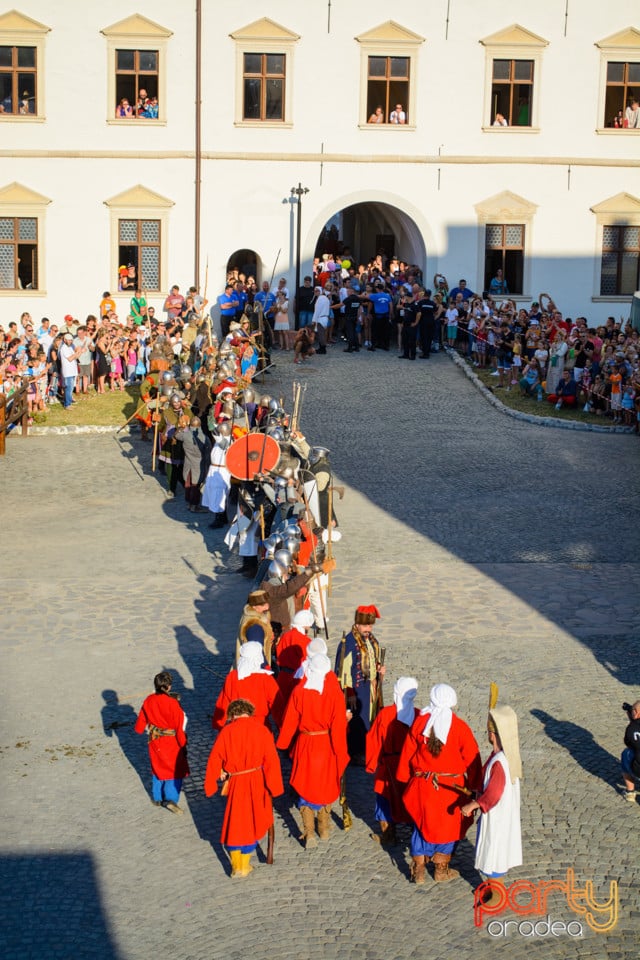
[104,185,174,295]
[230,18,299,128]
[356,21,424,130]
[590,192,640,300]
[474,191,537,299]
[0,9,50,122]
[101,14,172,126]
[480,24,548,133]
[0,182,50,295]
[595,27,640,135]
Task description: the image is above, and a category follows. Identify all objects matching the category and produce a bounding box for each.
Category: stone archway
[313,200,427,273]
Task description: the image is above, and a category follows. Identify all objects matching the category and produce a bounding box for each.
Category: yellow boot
[229,850,243,877]
[239,852,253,877]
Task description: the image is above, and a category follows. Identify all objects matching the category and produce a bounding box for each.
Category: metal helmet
[268,560,287,580]
[272,406,286,421]
[268,398,280,414]
[263,535,281,559]
[308,446,330,465]
[222,400,235,417]
[283,536,300,557]
[259,395,272,407]
[274,549,293,569]
[169,392,182,407]
[179,364,192,380]
[242,387,255,404]
[160,384,174,397]
[267,426,285,442]
[161,370,174,384]
[216,421,232,437]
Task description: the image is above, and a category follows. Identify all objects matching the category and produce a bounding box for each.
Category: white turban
[304,653,331,694]
[237,641,271,680]
[393,676,418,727]
[294,637,328,679]
[292,609,314,630]
[421,683,457,744]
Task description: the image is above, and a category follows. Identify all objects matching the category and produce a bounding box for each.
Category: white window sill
[358,124,417,131]
[0,115,45,123]
[107,119,166,126]
[595,128,640,135]
[481,126,540,134]
[591,295,635,302]
[0,288,46,296]
[234,121,292,129]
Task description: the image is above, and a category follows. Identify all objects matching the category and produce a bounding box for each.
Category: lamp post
[290,183,309,329]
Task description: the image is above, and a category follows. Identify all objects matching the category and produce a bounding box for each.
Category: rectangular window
[604,61,640,127]
[119,219,160,291]
[0,45,36,115]
[491,59,533,126]
[600,225,640,295]
[485,224,524,295]
[115,49,159,118]
[367,56,409,123]
[0,216,38,289]
[242,53,285,121]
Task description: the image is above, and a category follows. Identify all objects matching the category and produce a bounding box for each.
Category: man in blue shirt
[448,279,475,302]
[254,281,276,335]
[217,284,239,338]
[365,283,394,351]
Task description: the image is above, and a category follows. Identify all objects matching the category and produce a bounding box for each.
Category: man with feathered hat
[336,605,386,764]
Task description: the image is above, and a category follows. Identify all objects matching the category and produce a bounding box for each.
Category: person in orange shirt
[609,366,623,423]
[99,291,116,320]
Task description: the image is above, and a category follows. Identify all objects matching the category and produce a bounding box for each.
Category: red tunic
[204,716,284,846]
[275,627,310,702]
[396,711,482,844]
[134,693,190,780]
[276,674,349,805]
[365,704,419,823]
[212,670,284,731]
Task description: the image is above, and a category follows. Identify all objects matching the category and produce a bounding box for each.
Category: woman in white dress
[274,291,290,351]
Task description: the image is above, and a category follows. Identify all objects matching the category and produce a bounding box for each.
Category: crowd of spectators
[2,254,637,431]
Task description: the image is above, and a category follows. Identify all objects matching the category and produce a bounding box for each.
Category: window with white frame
[102,14,171,123]
[596,29,640,130]
[0,10,49,120]
[356,21,423,128]
[480,25,547,131]
[0,182,49,294]
[231,18,299,127]
[485,224,525,294]
[591,193,640,298]
[105,186,173,295]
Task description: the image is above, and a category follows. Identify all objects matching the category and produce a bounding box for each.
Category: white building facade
[1,1,639,324]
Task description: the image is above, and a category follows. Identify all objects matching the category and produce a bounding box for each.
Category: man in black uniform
[342,283,363,353]
[416,288,436,359]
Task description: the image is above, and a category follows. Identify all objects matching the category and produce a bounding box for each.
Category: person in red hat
[335,605,385,764]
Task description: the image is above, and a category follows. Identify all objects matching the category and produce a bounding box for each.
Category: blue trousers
[151,775,183,803]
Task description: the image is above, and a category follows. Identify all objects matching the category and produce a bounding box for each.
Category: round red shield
[225,432,281,481]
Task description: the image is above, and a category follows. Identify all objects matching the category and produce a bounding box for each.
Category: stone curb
[26,424,121,436]
[445,347,635,434]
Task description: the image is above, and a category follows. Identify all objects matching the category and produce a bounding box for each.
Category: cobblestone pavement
[1,347,639,959]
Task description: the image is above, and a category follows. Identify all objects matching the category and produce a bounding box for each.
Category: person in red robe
[276,653,349,849]
[204,698,284,877]
[275,608,314,703]
[134,671,190,814]
[365,676,419,845]
[212,639,284,731]
[396,683,482,884]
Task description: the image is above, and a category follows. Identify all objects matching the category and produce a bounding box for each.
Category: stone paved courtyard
[1,348,639,959]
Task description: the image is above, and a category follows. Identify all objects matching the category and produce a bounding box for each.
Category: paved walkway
[1,348,639,959]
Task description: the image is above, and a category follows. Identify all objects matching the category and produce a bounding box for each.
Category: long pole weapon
[337,631,353,831]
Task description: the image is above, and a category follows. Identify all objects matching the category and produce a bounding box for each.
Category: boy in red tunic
[134,671,190,814]
[276,653,349,848]
[205,699,284,877]
[397,683,481,884]
[365,676,419,845]
[212,638,284,732]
